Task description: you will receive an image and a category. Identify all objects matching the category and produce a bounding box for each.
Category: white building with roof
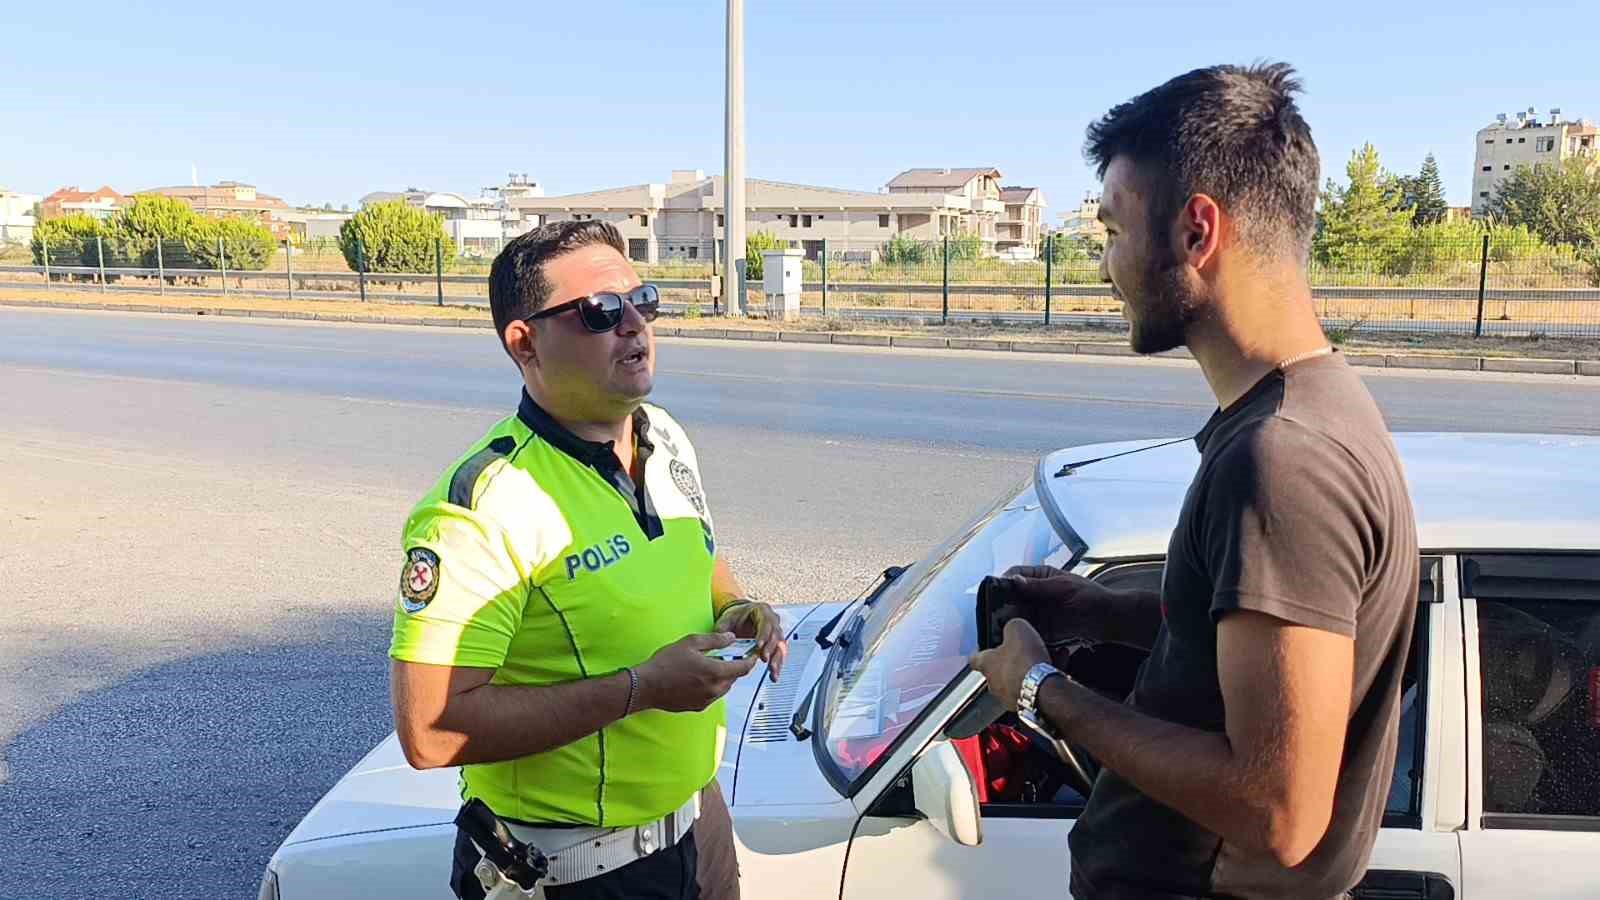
[360,175,541,255]
[1472,108,1599,215]
[511,168,1033,264]
[0,188,41,245]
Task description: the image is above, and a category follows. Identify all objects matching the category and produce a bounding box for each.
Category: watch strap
[1019,662,1065,719]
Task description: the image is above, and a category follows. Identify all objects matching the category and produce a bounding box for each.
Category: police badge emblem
[399,547,440,614]
[668,460,707,516]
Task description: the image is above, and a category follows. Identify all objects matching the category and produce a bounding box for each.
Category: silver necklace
[1276,345,1334,370]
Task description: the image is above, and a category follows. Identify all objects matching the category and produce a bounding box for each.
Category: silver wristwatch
[1017,662,1073,759]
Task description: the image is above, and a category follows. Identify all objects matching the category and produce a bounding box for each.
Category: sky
[4,0,1599,219]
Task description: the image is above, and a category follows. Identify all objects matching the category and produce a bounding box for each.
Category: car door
[840,556,1462,900]
[1352,556,1464,900]
[1456,552,1600,899]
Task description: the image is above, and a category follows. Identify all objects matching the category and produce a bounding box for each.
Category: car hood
[279,733,463,846]
[280,603,835,847]
[727,602,847,808]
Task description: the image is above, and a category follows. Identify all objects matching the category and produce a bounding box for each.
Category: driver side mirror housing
[912,739,983,847]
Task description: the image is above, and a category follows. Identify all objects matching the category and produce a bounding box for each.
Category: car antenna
[1054,436,1190,478]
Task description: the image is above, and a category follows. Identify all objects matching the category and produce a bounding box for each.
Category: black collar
[517,390,654,466]
[517,391,663,540]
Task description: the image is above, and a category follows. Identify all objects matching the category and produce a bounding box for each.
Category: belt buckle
[635,822,657,856]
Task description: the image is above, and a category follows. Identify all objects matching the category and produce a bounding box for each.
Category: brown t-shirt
[1068,351,1419,900]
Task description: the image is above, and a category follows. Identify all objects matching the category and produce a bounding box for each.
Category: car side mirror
[912,739,983,847]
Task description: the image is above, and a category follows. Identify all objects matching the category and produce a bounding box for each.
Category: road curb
[1482,357,1579,375]
[4,299,1594,377]
[1386,353,1481,372]
[892,336,950,349]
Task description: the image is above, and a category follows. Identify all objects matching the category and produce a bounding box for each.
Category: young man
[972,64,1419,900]
[389,220,786,900]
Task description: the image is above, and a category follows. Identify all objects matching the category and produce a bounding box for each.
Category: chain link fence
[4,231,1599,338]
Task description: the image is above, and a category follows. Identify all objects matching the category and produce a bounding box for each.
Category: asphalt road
[3,306,1598,898]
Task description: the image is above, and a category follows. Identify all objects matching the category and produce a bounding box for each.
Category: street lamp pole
[723,0,747,316]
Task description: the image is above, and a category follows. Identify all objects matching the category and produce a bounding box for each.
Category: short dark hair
[1085,62,1319,260]
[488,220,627,340]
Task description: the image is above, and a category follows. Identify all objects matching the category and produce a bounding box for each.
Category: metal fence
[4,232,1600,339]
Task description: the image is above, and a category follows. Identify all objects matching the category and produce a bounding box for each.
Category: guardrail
[4,263,1598,338]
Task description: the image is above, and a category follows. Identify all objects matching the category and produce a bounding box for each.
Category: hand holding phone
[706,638,761,662]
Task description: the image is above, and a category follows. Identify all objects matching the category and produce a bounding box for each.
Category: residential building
[485,173,544,204]
[1057,193,1107,244]
[885,167,1007,248]
[274,209,354,243]
[996,186,1047,257]
[136,181,294,237]
[360,180,539,255]
[0,188,41,245]
[511,169,1029,264]
[40,185,125,220]
[1472,108,1600,215]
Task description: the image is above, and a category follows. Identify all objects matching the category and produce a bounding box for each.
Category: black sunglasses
[525,284,661,334]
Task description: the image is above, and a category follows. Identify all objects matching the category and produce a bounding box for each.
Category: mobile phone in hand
[707,638,761,662]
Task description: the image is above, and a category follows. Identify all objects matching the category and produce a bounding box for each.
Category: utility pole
[722,0,746,316]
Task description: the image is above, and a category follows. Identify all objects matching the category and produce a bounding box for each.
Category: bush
[108,196,204,266]
[744,230,786,281]
[883,234,930,265]
[186,216,277,271]
[339,201,456,273]
[1043,233,1099,265]
[1486,223,1554,263]
[1391,220,1483,275]
[31,213,102,266]
[940,230,983,261]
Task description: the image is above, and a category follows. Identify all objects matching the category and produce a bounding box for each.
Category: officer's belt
[500,791,700,887]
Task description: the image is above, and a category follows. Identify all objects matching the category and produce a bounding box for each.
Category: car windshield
[818,477,1079,787]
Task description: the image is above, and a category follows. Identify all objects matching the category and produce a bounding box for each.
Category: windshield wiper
[816,565,906,649]
[793,600,875,741]
[787,605,864,739]
[797,564,908,741]
[789,678,819,740]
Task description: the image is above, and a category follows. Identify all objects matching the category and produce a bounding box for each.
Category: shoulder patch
[449,435,519,509]
[399,547,441,613]
[669,459,707,516]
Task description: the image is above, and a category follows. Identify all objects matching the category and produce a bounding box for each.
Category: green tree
[1315,143,1416,270]
[743,230,786,281]
[338,200,456,273]
[1391,154,1449,226]
[30,212,101,266]
[1487,157,1600,248]
[1578,222,1600,287]
[106,195,204,266]
[186,216,277,270]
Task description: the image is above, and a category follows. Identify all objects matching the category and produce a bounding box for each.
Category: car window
[819,481,1074,790]
[1464,554,1600,827]
[1078,557,1436,826]
[1383,558,1437,826]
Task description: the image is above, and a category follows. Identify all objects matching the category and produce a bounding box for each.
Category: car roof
[1042,432,1600,561]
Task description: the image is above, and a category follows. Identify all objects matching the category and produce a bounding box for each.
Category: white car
[261,432,1600,900]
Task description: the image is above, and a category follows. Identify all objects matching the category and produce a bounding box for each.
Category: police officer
[389,220,787,900]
